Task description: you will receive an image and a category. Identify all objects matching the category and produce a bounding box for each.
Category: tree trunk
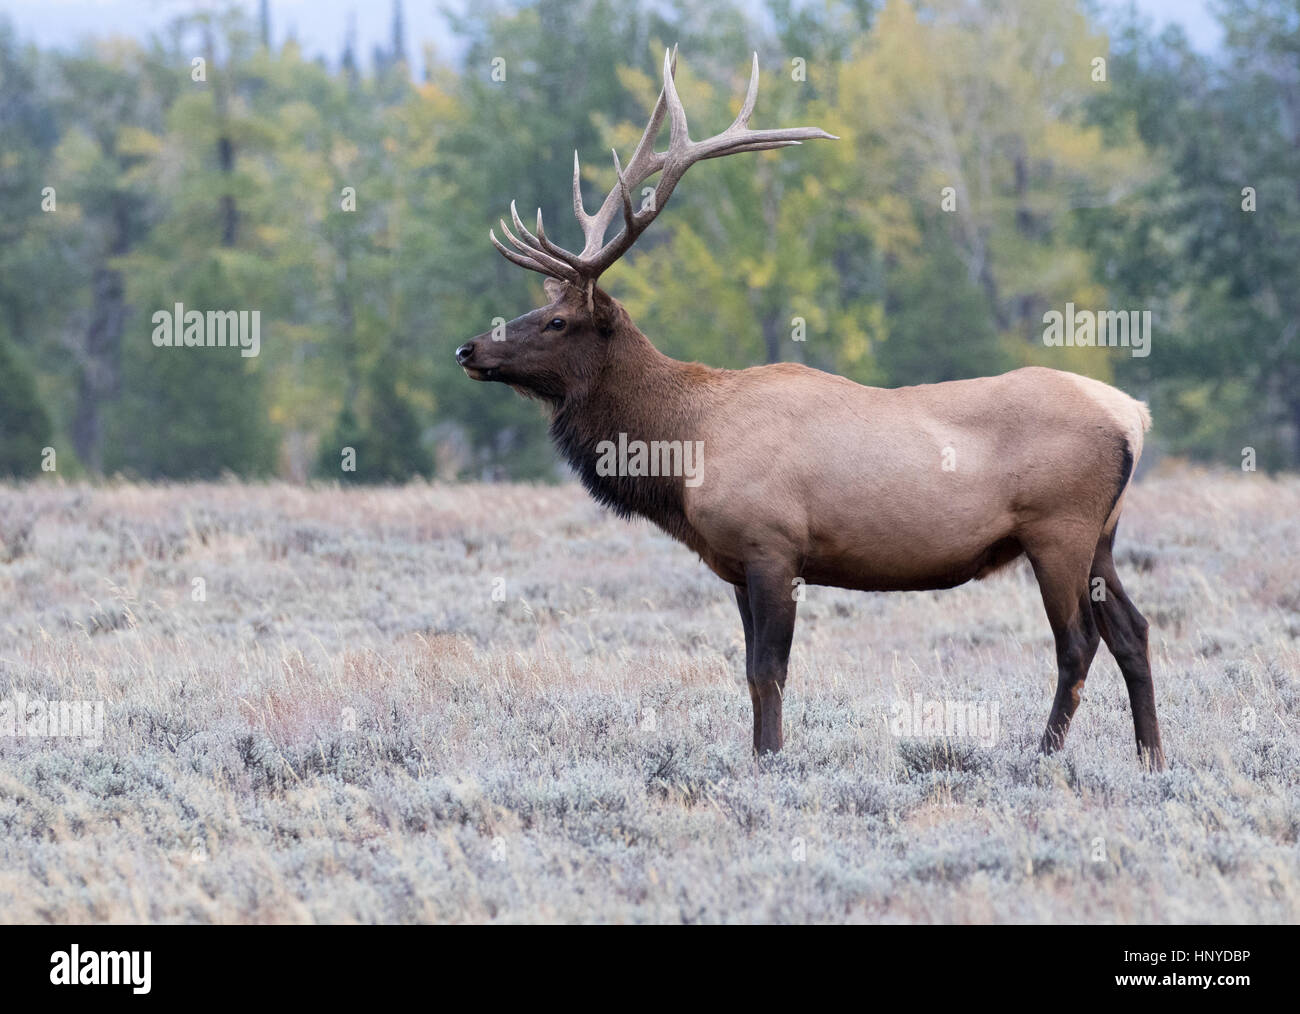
[762,310,782,364]
[207,25,238,248]
[1289,390,1300,470]
[72,192,129,473]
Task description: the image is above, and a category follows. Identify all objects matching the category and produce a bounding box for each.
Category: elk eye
[547,318,566,331]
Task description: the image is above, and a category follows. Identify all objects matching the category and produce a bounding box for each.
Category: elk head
[454,48,837,398]
[455,278,621,400]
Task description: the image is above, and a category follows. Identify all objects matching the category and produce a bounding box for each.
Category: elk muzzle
[454,340,499,381]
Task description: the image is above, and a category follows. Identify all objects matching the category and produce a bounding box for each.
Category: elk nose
[455,342,475,365]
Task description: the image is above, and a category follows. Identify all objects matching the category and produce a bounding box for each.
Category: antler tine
[619,44,677,175]
[574,46,677,260]
[700,139,801,157]
[731,52,760,131]
[660,46,690,154]
[572,151,589,226]
[496,216,581,282]
[572,47,686,272]
[611,150,637,228]
[508,200,535,245]
[698,52,836,159]
[490,228,558,276]
[628,45,676,170]
[633,47,704,226]
[696,127,835,161]
[510,200,586,276]
[533,207,586,272]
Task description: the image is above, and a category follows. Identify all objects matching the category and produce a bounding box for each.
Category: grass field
[0,471,1297,923]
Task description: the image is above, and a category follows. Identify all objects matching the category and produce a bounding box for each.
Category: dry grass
[0,470,1296,923]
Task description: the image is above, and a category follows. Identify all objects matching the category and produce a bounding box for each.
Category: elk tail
[1104,396,1151,536]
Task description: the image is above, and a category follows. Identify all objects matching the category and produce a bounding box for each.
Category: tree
[0,21,63,470]
[0,340,52,477]
[314,355,433,483]
[105,9,277,477]
[48,41,180,473]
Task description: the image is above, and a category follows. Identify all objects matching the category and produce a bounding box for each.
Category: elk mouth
[462,365,500,382]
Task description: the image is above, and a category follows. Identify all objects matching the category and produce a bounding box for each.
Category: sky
[1,0,1225,74]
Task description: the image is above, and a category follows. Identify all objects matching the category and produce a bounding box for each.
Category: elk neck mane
[548,307,715,552]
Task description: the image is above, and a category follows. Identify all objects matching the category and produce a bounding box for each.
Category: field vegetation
[0,472,1296,922]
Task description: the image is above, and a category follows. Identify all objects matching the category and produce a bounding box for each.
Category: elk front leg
[734,585,761,753]
[744,564,798,754]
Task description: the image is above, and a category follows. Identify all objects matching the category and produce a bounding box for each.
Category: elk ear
[590,286,619,337]
[542,277,568,303]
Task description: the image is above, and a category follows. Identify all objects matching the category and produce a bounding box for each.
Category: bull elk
[456,49,1165,768]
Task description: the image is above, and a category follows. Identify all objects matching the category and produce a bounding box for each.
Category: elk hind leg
[1090,535,1166,770]
[1027,537,1102,755]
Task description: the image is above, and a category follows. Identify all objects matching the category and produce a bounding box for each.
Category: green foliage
[314,359,433,483]
[105,340,276,479]
[878,222,1006,385]
[106,244,278,478]
[0,341,53,477]
[0,0,1295,477]
[1083,0,1300,469]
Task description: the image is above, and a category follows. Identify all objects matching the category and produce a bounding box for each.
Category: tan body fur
[682,363,1147,591]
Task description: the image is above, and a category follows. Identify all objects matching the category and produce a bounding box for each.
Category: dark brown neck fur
[550,314,715,553]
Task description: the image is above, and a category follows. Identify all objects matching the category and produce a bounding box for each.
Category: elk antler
[490,48,838,286]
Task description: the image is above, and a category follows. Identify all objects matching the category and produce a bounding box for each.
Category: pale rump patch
[1060,370,1151,461]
